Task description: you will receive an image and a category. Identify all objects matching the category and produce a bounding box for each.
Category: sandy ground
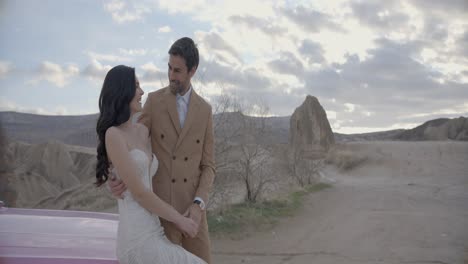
[211,141,468,264]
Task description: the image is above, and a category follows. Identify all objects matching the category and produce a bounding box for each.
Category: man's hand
[183,204,202,231]
[107,174,127,199]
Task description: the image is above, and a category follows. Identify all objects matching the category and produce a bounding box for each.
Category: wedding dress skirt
[114,149,206,264]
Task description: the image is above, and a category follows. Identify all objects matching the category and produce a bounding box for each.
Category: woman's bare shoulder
[135,123,149,137]
[105,126,125,144]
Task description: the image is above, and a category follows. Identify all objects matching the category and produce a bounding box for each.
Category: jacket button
[196,139,200,143]
[161,134,165,139]
[172,156,176,160]
[184,157,188,161]
[172,179,176,183]
[184,178,187,182]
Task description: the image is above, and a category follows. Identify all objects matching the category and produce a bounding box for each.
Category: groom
[109,37,215,263]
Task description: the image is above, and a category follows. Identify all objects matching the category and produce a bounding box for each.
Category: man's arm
[106,128,198,238]
[195,108,216,205]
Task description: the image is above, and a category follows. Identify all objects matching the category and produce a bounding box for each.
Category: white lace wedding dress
[114,149,206,264]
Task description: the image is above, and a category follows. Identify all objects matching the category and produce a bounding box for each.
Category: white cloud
[103,0,151,23]
[85,51,131,62]
[399,103,468,120]
[158,26,172,33]
[82,59,112,81]
[344,103,356,113]
[118,48,147,56]
[28,61,79,88]
[139,62,167,88]
[0,61,13,78]
[140,62,161,72]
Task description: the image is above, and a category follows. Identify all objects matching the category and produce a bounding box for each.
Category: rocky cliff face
[289,95,335,157]
[0,140,116,212]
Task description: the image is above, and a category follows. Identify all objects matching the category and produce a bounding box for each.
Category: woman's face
[130,77,144,113]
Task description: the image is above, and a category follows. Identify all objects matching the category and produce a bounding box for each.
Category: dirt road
[212,141,468,264]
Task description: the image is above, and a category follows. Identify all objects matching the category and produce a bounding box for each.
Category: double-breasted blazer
[140,86,215,213]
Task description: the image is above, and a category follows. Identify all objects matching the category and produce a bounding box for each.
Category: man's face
[168,54,196,95]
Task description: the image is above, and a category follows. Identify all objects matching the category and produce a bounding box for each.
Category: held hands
[175,215,198,238]
[176,204,202,238]
[183,204,202,228]
[107,173,127,199]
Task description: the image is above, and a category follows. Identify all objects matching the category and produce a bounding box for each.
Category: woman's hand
[174,215,199,238]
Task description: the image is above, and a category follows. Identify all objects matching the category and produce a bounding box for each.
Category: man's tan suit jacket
[140,86,215,213]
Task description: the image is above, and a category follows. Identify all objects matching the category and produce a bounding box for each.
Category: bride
[95,65,206,264]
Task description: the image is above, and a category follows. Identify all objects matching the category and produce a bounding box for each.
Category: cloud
[118,48,147,56]
[199,58,271,93]
[158,26,172,33]
[84,51,131,62]
[408,0,468,19]
[0,61,13,78]
[228,15,286,37]
[350,1,410,31]
[103,0,151,23]
[456,30,468,58]
[29,61,79,88]
[268,51,304,76]
[139,62,166,83]
[82,59,112,81]
[156,0,206,15]
[280,5,345,33]
[196,31,243,65]
[298,37,468,130]
[299,39,325,64]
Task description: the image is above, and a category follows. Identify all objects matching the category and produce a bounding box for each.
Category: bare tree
[212,91,243,172]
[236,101,274,203]
[238,144,273,203]
[207,91,244,210]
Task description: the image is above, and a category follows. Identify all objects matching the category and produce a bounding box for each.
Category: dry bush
[325,148,368,171]
[287,146,324,187]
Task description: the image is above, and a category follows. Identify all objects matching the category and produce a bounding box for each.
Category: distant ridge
[395,116,468,141]
[334,129,405,142]
[0,111,99,147]
[1,111,467,147]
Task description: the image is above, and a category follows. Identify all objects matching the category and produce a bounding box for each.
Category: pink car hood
[0,206,119,264]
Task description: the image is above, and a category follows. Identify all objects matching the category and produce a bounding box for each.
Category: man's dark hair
[168,37,199,72]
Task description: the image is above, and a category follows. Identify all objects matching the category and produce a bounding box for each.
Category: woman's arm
[105,127,196,236]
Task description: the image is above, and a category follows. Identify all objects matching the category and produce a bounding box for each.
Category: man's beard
[169,81,184,94]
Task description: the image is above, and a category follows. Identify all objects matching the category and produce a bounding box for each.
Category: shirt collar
[177,85,192,103]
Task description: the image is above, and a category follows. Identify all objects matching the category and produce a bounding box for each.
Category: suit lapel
[164,88,181,135]
[175,89,200,150]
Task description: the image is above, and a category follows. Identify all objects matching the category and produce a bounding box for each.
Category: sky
[0,0,467,134]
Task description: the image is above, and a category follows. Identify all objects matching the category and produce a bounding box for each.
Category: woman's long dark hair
[95,65,136,187]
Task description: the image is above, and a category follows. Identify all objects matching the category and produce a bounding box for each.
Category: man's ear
[189,66,197,78]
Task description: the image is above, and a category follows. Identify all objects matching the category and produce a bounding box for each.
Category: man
[109,37,215,263]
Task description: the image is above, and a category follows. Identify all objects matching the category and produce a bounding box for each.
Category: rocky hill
[1,140,116,211]
[0,111,99,147]
[334,129,405,142]
[1,111,291,147]
[394,117,468,141]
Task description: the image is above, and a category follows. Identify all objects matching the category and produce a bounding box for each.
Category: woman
[95,65,206,264]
